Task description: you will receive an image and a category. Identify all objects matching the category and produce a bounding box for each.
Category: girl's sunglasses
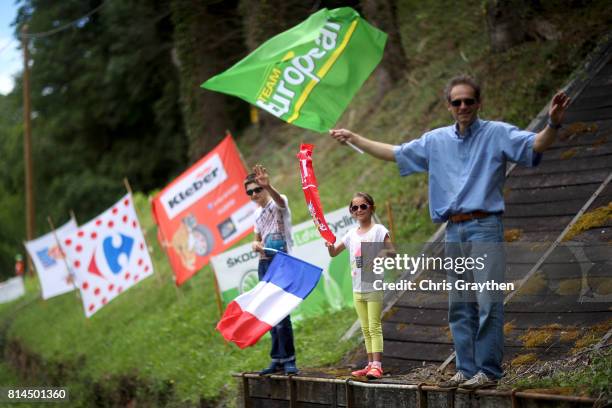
[246,187,263,196]
[350,204,370,213]
[450,98,476,107]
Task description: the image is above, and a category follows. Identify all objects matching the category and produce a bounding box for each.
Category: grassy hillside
[2,194,359,406]
[1,0,611,406]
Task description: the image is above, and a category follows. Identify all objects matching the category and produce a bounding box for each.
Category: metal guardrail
[234,372,602,407]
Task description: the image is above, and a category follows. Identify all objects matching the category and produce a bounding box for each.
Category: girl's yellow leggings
[353,291,383,353]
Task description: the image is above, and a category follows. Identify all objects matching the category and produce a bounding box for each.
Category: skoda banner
[211,207,361,321]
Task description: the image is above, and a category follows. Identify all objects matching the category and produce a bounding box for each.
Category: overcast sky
[0,1,21,95]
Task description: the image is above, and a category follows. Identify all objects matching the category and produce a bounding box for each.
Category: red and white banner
[61,194,154,318]
[152,134,256,285]
[296,143,336,243]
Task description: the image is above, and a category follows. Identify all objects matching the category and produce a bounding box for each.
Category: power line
[20,2,106,39]
[0,39,16,56]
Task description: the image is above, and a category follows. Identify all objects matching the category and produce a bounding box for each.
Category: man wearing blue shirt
[330,75,570,389]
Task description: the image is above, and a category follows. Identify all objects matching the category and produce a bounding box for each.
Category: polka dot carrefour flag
[61,193,154,318]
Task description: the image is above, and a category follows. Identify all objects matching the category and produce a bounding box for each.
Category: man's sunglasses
[350,204,370,213]
[450,98,476,107]
[246,187,264,196]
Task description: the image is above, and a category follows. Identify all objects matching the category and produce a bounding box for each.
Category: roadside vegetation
[1,0,611,405]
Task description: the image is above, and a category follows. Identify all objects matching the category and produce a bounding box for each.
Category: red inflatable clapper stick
[296,143,336,244]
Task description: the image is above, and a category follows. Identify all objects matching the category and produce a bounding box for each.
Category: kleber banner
[211,207,359,321]
[152,135,256,285]
[25,219,77,299]
[201,7,387,132]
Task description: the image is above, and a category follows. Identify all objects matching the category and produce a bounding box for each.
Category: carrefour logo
[160,154,228,219]
[88,233,134,280]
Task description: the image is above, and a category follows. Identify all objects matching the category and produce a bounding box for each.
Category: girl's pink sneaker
[351,364,372,377]
[366,365,383,379]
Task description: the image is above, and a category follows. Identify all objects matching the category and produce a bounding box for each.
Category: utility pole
[22,25,35,275]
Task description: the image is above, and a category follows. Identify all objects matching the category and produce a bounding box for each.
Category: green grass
[2,0,611,405]
[2,194,359,406]
[512,348,612,397]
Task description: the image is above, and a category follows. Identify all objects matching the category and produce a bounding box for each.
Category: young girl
[326,192,391,379]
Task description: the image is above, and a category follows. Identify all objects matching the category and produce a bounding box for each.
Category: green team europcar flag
[201,7,387,133]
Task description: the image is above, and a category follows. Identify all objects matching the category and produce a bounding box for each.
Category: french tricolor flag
[217,251,322,349]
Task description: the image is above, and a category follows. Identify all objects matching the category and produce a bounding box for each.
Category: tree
[0,93,26,279]
[361,0,408,95]
[171,0,248,161]
[13,0,187,226]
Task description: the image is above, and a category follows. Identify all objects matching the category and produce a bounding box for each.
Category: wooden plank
[383,323,569,350]
[384,340,574,364]
[505,198,588,217]
[504,301,612,313]
[381,322,598,349]
[295,381,338,405]
[540,141,612,161]
[386,306,612,328]
[591,190,612,209]
[350,386,377,408]
[384,307,449,325]
[566,226,612,243]
[383,322,452,344]
[506,242,611,262]
[503,216,571,232]
[384,340,454,361]
[564,107,612,123]
[505,168,609,189]
[505,184,600,205]
[365,387,417,408]
[569,94,612,111]
[579,83,612,98]
[589,69,612,87]
[248,377,288,400]
[249,398,288,408]
[383,357,436,372]
[391,289,612,314]
[511,154,612,177]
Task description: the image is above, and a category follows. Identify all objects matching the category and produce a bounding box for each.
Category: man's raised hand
[549,91,571,126]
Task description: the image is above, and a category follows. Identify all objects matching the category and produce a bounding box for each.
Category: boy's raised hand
[253,164,270,188]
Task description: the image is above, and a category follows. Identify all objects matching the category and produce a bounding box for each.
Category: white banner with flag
[211,207,360,320]
[61,194,154,317]
[25,219,78,299]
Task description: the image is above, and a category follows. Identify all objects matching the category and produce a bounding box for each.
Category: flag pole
[385,200,395,243]
[149,201,183,296]
[209,263,225,319]
[210,263,230,349]
[123,177,133,195]
[22,25,35,276]
[47,216,79,301]
[346,141,364,154]
[123,177,164,286]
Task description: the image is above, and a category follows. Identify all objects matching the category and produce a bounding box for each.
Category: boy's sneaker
[459,372,498,390]
[438,371,468,388]
[365,365,383,379]
[259,362,282,375]
[283,361,299,375]
[351,364,372,377]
